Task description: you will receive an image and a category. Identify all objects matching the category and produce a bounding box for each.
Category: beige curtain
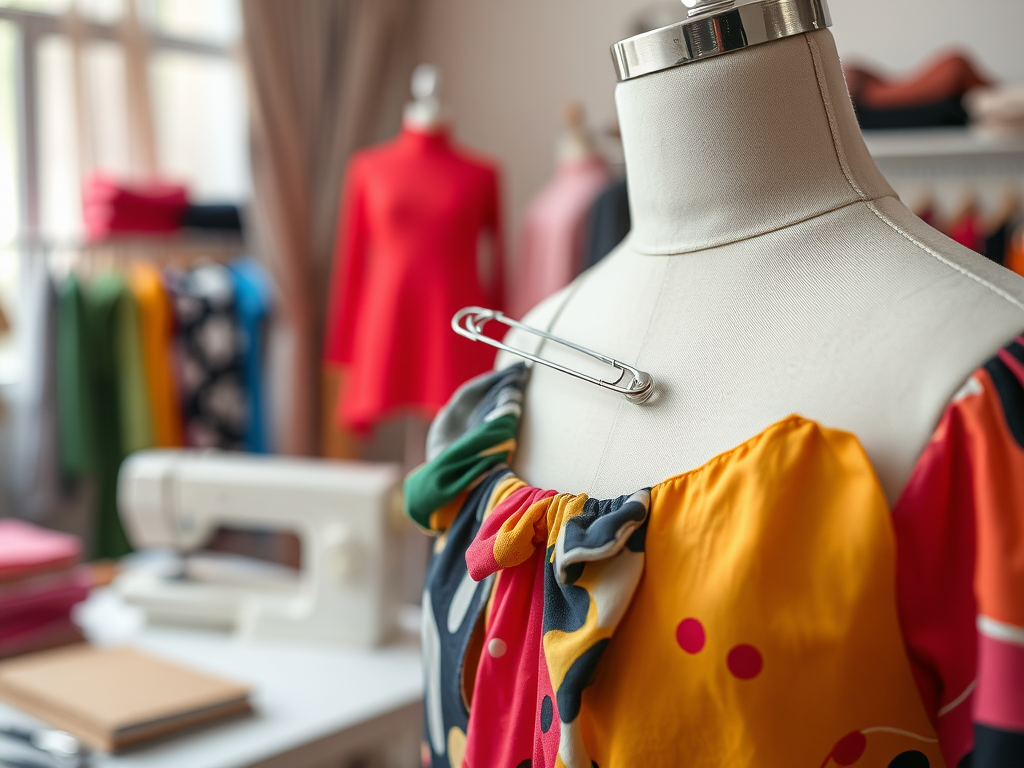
[241,0,417,456]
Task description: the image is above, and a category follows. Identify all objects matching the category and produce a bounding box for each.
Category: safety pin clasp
[452,307,656,405]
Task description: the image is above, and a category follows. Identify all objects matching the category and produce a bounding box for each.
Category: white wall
[829,0,1024,86]
[414,0,1024,253]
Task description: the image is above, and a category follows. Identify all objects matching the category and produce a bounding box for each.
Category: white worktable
[0,590,424,768]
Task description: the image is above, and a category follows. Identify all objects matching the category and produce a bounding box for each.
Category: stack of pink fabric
[83,174,189,242]
[0,519,91,659]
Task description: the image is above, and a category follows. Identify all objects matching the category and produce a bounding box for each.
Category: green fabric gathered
[405,411,518,531]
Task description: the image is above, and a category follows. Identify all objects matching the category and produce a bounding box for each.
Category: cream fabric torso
[499,29,1024,504]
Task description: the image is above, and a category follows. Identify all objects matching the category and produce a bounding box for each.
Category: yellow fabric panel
[491,494,552,569]
[581,416,943,768]
[128,262,183,448]
[479,438,517,459]
[485,474,527,520]
[544,493,590,552]
[428,494,463,533]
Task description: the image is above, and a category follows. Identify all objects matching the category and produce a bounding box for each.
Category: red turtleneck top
[324,127,504,433]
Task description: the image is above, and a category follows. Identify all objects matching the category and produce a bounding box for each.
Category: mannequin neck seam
[805,32,868,202]
[629,196,896,257]
[865,199,1024,315]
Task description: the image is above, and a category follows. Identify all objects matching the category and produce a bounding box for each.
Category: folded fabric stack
[0,519,90,660]
[966,86,1024,134]
[180,203,244,233]
[844,52,991,131]
[83,175,245,242]
[83,176,189,241]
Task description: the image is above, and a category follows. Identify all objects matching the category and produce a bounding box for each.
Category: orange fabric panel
[129,262,183,448]
[1005,231,1024,277]
[964,364,1024,628]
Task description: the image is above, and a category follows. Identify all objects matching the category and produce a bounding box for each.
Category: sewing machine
[114,451,404,647]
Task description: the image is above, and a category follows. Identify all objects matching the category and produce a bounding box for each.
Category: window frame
[0,2,237,251]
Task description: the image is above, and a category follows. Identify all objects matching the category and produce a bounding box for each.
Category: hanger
[452,306,655,404]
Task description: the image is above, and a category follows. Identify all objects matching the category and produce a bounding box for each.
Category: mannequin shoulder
[342,143,398,182]
[450,145,501,180]
[868,197,1024,314]
[350,137,399,164]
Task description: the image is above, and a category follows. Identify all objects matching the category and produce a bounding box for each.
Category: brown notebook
[0,644,252,752]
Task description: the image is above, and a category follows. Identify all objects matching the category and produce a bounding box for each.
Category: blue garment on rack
[229,257,273,453]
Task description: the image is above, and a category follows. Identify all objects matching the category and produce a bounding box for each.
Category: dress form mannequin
[556,101,598,163]
[501,7,1024,504]
[403,63,448,133]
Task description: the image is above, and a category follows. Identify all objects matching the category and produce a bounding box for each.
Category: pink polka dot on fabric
[830,731,867,766]
[726,644,763,679]
[675,618,705,654]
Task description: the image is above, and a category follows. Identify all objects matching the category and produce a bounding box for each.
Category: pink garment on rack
[0,519,80,582]
[510,156,610,319]
[83,174,189,241]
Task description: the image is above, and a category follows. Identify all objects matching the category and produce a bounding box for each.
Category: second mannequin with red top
[324,66,504,435]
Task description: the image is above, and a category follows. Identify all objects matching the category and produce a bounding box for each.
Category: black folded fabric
[583,178,630,270]
[855,96,968,130]
[180,204,243,233]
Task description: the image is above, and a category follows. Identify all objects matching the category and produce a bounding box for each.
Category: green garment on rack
[57,272,154,559]
[56,275,94,477]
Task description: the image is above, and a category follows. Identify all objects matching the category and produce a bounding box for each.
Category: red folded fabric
[83,174,189,241]
[0,614,85,660]
[844,52,991,111]
[0,566,91,622]
[0,519,81,583]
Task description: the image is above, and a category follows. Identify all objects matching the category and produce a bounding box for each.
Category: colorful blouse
[405,333,1024,768]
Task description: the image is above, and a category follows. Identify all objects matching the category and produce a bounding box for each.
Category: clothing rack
[865,127,1024,214]
[44,233,246,266]
[40,235,247,286]
[20,233,272,561]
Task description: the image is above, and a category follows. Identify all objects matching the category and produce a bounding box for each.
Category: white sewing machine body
[115,451,404,647]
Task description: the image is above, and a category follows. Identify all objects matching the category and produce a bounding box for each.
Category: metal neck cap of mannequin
[611,0,832,82]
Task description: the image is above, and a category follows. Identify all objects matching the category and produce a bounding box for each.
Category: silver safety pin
[452,307,656,404]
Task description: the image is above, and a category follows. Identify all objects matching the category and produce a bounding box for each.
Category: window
[0,0,248,382]
[150,50,249,200]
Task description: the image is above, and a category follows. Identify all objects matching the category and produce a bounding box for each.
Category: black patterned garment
[168,264,248,450]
